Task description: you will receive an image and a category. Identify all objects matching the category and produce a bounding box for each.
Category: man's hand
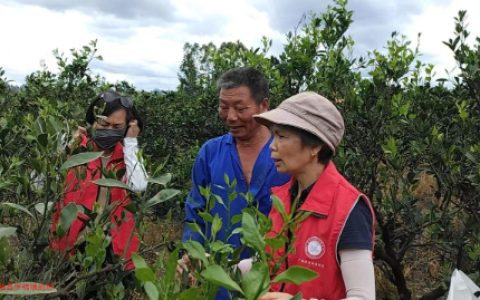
[258,292,295,300]
[126,119,140,138]
[176,254,196,286]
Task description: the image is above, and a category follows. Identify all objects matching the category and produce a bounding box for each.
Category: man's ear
[260,98,269,112]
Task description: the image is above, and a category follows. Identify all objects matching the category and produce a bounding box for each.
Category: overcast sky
[1,0,479,91]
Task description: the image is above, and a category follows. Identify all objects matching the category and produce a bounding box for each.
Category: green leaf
[183,240,208,266]
[241,212,265,252]
[58,203,79,234]
[0,237,10,265]
[136,268,156,282]
[145,189,181,208]
[0,226,16,238]
[382,137,398,158]
[132,255,156,283]
[272,266,318,285]
[37,133,48,148]
[231,214,242,225]
[198,211,213,223]
[34,202,54,215]
[132,253,148,269]
[209,241,232,253]
[1,203,34,218]
[211,214,223,240]
[213,195,226,208]
[200,265,243,294]
[291,293,303,300]
[272,196,288,222]
[144,281,159,300]
[0,282,57,295]
[228,191,237,203]
[231,227,242,236]
[148,173,172,186]
[199,186,211,200]
[265,237,286,251]
[94,178,131,191]
[186,223,205,238]
[241,262,269,300]
[164,248,180,289]
[223,173,230,186]
[48,116,62,133]
[61,151,103,170]
[178,288,202,300]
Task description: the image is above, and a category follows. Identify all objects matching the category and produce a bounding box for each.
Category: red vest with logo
[267,162,375,299]
[50,135,139,269]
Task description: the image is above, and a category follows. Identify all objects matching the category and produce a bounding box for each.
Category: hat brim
[254,108,336,152]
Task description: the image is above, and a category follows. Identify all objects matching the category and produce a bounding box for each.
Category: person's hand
[73,126,87,140]
[68,126,86,150]
[237,258,253,276]
[175,254,196,286]
[126,119,140,138]
[258,292,295,300]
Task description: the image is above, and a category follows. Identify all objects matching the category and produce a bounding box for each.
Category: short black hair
[277,124,333,165]
[85,90,144,132]
[217,67,269,104]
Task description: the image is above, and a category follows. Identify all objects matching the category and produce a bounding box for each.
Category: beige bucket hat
[254,91,345,152]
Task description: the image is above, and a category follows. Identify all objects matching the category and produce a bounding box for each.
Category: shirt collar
[288,180,314,209]
[225,132,274,146]
[292,162,341,216]
[225,133,234,145]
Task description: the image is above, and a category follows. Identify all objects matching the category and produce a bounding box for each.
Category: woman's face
[94,109,128,130]
[269,125,320,175]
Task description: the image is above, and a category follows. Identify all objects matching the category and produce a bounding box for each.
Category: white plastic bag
[447,269,480,300]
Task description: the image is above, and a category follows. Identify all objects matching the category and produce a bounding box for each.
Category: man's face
[218,86,268,141]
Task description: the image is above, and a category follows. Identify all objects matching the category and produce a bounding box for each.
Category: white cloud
[1,0,480,90]
[0,0,283,90]
[404,0,480,77]
[0,2,95,80]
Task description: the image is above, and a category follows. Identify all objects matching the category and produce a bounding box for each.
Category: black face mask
[93,128,126,149]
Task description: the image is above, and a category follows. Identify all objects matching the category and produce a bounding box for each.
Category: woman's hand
[237,258,253,276]
[126,119,140,138]
[68,126,86,150]
[73,126,87,140]
[258,292,295,300]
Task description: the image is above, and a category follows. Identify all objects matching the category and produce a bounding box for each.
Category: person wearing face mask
[50,90,148,270]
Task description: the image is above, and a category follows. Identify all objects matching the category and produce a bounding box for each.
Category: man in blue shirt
[180,67,289,261]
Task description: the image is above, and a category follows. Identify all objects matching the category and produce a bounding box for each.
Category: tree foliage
[0,0,479,298]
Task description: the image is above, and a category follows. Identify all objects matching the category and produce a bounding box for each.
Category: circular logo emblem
[305,236,325,259]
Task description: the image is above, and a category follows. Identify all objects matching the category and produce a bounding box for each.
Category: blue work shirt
[182,133,290,257]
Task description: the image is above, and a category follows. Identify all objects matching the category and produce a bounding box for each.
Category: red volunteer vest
[50,135,139,269]
[267,162,375,300]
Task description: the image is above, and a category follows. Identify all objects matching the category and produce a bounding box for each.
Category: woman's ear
[311,145,322,158]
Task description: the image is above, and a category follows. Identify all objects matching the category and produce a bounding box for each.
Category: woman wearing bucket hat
[254,92,376,300]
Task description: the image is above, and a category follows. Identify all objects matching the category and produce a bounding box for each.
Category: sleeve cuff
[124,137,138,146]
